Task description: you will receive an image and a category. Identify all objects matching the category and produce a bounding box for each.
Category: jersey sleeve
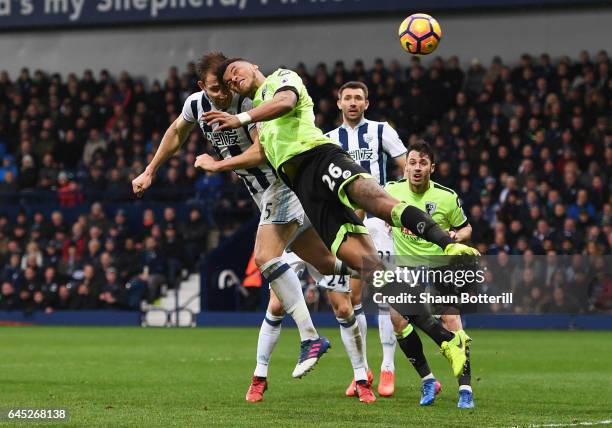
[181,94,198,123]
[325,129,341,147]
[448,193,469,228]
[240,97,257,132]
[383,181,399,199]
[381,122,407,157]
[271,69,303,99]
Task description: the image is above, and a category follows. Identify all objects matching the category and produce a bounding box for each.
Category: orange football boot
[346,370,373,397]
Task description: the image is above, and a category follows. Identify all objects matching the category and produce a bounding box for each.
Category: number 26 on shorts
[321,162,352,192]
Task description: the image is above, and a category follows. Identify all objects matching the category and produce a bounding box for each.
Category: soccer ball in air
[398,13,442,55]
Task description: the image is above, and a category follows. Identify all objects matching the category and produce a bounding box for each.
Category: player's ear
[337,98,342,110]
[430,162,436,174]
[197,80,205,91]
[364,99,369,110]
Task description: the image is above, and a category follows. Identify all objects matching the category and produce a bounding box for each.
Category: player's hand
[444,243,480,256]
[195,154,221,173]
[449,230,457,241]
[202,110,241,131]
[132,170,153,198]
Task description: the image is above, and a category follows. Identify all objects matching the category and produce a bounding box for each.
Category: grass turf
[0,327,611,427]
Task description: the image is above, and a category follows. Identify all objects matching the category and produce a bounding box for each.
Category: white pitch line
[505,420,612,428]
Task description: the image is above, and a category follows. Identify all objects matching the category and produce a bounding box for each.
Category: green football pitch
[1,327,611,427]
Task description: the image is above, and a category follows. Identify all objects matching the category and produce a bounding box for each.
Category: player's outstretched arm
[195,129,267,172]
[132,116,194,197]
[202,90,297,131]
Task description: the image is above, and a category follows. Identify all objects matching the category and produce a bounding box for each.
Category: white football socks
[254,312,284,378]
[337,314,367,382]
[353,303,368,370]
[260,257,318,342]
[378,308,397,372]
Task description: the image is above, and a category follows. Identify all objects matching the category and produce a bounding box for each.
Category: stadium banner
[361,254,611,316]
[0,0,602,30]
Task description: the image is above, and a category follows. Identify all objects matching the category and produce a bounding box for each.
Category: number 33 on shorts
[321,162,352,192]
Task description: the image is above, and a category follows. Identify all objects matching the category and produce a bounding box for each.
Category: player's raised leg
[343,177,478,258]
[246,290,285,402]
[289,226,356,279]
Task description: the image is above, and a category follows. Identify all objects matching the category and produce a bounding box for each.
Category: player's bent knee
[333,301,353,319]
[254,249,279,269]
[268,303,285,317]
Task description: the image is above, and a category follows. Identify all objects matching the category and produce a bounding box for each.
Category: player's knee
[268,301,285,317]
[333,301,353,319]
[254,249,274,269]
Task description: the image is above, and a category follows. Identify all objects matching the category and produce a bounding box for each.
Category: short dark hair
[338,81,369,99]
[407,140,435,163]
[196,51,227,80]
[215,57,246,86]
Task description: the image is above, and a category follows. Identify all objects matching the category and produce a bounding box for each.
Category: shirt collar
[341,118,367,130]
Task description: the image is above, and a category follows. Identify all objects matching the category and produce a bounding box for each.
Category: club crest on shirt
[364,134,374,144]
[425,202,437,215]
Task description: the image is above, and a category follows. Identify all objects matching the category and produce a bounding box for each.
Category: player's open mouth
[413,173,422,179]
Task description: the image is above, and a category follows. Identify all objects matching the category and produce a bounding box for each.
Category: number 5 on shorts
[264,202,272,220]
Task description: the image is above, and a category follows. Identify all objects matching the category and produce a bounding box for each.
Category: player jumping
[133,52,347,380]
[195,82,377,403]
[203,59,478,384]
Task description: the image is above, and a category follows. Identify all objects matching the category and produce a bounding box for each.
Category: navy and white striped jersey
[181,91,276,195]
[325,119,407,185]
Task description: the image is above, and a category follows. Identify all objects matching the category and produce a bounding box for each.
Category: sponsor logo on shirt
[205,130,240,147]
[348,148,374,162]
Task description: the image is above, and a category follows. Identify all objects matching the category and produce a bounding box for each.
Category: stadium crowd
[0,50,610,313]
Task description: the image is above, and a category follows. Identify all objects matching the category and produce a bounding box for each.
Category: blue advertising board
[0,0,604,30]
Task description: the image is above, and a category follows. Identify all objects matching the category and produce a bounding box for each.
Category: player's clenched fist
[194,154,221,173]
[132,171,153,198]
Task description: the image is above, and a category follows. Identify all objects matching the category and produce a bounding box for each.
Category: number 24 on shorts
[321,162,352,192]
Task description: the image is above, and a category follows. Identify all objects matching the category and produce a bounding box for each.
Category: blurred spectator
[99,267,127,309]
[183,208,208,270]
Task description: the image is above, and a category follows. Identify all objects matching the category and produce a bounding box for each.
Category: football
[398,13,443,55]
